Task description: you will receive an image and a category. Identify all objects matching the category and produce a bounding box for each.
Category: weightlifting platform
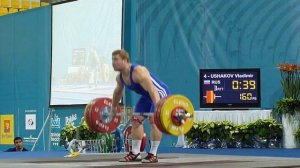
[1,148,300,168]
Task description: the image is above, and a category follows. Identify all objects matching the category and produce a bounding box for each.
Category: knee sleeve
[130,115,145,126]
[149,116,155,125]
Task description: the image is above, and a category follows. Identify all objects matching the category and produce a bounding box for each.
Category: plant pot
[282,112,300,148]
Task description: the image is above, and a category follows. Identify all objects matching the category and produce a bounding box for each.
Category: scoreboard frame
[199,68,261,109]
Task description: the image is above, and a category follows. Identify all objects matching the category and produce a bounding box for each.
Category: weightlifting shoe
[119,152,142,162]
[141,153,158,163]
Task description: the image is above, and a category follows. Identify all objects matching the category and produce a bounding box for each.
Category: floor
[1,148,300,168]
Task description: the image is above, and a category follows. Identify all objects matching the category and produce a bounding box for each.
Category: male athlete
[111,49,170,163]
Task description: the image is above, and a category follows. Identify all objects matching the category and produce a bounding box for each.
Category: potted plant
[250,119,282,148]
[186,122,217,148]
[275,98,300,116]
[295,126,300,143]
[232,124,250,148]
[187,122,211,148]
[77,119,97,140]
[213,121,234,148]
[274,63,300,148]
[59,123,77,146]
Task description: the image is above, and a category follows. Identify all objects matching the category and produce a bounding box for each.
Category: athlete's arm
[112,74,124,110]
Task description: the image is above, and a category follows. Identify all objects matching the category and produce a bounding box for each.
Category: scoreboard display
[200,69,261,109]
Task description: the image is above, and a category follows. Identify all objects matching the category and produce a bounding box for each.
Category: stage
[0,148,300,168]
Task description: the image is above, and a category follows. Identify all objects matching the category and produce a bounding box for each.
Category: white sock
[131,140,142,155]
[149,141,160,156]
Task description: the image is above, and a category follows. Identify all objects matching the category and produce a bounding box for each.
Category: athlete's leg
[119,97,151,162]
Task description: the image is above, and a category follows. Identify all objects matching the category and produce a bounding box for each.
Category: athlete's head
[112,49,130,71]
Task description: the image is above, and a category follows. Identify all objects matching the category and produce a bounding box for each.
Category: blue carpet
[0,151,68,159]
[0,148,300,159]
[159,147,300,158]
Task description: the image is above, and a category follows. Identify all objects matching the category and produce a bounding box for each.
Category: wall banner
[0,115,14,144]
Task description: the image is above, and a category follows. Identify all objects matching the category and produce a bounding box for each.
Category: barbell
[84,95,194,136]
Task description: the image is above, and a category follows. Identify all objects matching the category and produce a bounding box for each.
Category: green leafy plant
[200,122,217,141]
[59,124,77,146]
[266,119,283,140]
[59,117,99,146]
[274,98,300,116]
[274,63,300,116]
[77,120,97,140]
[232,124,249,142]
[186,118,283,147]
[295,126,300,142]
[186,121,236,144]
[213,121,234,142]
[186,122,214,144]
[278,63,300,99]
[186,124,199,143]
[249,118,282,139]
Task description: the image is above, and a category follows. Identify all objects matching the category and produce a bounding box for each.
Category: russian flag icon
[204,80,210,85]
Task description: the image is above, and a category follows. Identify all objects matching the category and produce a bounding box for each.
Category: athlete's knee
[149,116,155,125]
[130,115,144,127]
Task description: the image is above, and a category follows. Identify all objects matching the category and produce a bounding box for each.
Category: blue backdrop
[0,0,300,151]
[0,7,51,151]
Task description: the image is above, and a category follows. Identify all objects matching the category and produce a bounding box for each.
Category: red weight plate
[154,96,169,134]
[123,126,147,152]
[154,97,167,133]
[88,99,99,132]
[154,97,164,132]
[140,133,147,152]
[123,125,132,152]
[84,103,94,131]
[171,106,186,126]
[89,98,121,133]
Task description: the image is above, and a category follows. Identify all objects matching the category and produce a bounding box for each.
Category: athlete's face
[112,54,125,71]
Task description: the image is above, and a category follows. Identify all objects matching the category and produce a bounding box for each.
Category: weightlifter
[111,49,170,163]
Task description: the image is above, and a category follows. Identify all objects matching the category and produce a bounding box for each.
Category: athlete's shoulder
[133,65,148,74]
[132,65,150,83]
